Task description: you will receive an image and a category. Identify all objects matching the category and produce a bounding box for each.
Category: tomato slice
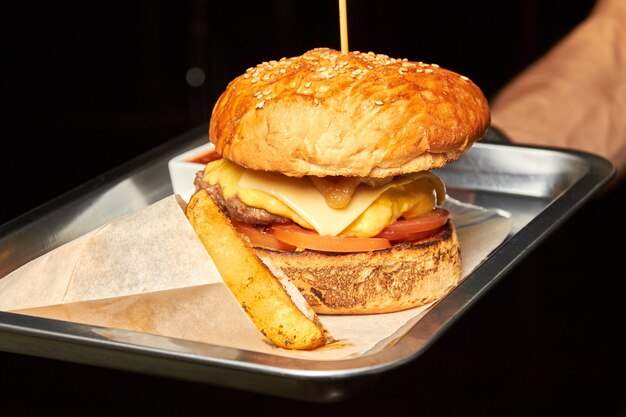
[378,226,445,242]
[232,221,297,252]
[376,208,449,241]
[244,208,449,253]
[270,224,391,253]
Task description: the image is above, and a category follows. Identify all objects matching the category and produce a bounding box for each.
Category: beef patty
[194,170,290,225]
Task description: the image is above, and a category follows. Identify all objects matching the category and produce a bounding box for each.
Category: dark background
[2,1,625,416]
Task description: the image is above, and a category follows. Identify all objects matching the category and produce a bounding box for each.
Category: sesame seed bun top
[209,47,490,177]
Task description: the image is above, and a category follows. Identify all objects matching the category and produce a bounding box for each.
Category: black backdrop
[2,1,625,416]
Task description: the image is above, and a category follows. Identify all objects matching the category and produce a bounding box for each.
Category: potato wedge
[185,189,330,350]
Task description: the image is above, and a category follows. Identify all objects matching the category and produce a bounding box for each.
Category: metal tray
[0,125,614,402]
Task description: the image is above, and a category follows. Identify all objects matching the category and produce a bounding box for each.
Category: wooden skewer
[338,0,349,53]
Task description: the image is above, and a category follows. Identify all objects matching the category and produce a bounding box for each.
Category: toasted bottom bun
[255,221,461,315]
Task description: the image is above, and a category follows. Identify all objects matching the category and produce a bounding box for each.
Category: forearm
[490,0,626,179]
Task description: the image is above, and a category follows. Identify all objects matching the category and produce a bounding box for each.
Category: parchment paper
[0,194,511,360]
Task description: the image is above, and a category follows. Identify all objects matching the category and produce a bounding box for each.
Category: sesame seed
[432,63,440,68]
[251,78,259,83]
[375,100,383,106]
[420,91,435,100]
[425,68,433,73]
[305,82,312,88]
[314,98,319,105]
[279,68,286,73]
[244,73,250,78]
[461,75,469,81]
[256,100,265,109]
[263,90,270,95]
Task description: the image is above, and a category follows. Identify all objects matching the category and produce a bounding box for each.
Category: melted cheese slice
[239,170,442,236]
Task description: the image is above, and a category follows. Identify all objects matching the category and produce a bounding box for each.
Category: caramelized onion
[309,176,361,209]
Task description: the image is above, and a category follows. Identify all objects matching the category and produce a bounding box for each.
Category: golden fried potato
[185,190,330,350]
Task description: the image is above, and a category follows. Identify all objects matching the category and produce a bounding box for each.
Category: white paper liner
[0,194,511,360]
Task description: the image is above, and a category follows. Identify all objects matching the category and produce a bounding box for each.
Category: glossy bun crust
[256,221,461,315]
[209,47,490,177]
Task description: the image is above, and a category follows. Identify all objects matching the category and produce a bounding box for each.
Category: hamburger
[194,47,490,315]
